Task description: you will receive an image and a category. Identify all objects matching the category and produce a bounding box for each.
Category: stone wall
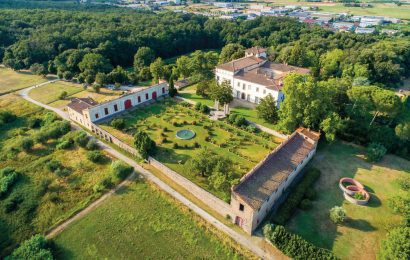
[148,157,233,218]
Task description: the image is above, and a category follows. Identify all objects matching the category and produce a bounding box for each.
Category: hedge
[272,167,321,225]
[263,224,337,260]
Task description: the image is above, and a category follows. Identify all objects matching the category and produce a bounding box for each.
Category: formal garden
[100,98,282,201]
[268,142,410,259]
[0,94,132,258]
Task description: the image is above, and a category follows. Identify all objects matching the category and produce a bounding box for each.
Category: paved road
[19,86,280,260]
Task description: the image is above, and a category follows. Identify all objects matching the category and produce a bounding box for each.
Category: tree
[149,57,165,83]
[379,227,410,260]
[320,112,344,142]
[329,206,346,224]
[168,76,177,97]
[111,118,125,130]
[395,122,410,141]
[175,55,192,79]
[134,46,155,72]
[20,137,34,152]
[59,91,68,100]
[29,63,47,77]
[108,66,129,85]
[320,49,344,79]
[95,72,109,86]
[279,73,334,132]
[63,71,73,80]
[8,234,53,260]
[185,147,217,177]
[256,95,279,124]
[209,80,233,106]
[219,43,245,63]
[78,53,112,82]
[134,130,156,159]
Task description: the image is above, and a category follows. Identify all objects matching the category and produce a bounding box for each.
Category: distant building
[333,22,355,32]
[355,27,375,34]
[215,47,310,106]
[381,29,399,35]
[231,128,320,234]
[213,2,233,8]
[360,16,383,27]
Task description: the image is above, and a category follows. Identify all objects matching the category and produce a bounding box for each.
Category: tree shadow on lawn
[344,218,377,232]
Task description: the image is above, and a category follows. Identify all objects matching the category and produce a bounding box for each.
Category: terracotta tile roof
[216,56,265,72]
[245,46,267,55]
[67,97,98,114]
[233,62,310,91]
[232,129,319,210]
[297,127,320,141]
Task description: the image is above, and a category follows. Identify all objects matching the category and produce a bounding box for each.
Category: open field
[179,84,279,130]
[319,4,410,20]
[100,99,281,200]
[287,141,410,260]
[0,66,54,95]
[53,181,252,259]
[0,94,117,257]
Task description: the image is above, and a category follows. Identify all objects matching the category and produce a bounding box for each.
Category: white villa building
[215,47,310,106]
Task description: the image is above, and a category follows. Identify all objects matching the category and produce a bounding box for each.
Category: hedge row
[263,224,337,260]
[0,167,19,197]
[272,167,321,225]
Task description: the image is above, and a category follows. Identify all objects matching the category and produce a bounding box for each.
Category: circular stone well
[176,129,196,140]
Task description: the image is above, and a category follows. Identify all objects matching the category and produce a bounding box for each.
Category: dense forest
[0,6,409,159]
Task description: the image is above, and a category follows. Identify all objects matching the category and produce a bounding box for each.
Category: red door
[152,91,157,100]
[124,99,132,109]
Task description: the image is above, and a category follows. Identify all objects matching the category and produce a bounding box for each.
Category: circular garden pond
[176,129,196,140]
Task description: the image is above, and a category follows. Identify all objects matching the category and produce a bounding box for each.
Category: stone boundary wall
[148,157,233,218]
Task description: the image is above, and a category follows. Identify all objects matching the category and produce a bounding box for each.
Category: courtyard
[100,98,282,200]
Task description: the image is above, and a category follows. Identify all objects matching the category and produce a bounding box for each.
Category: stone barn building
[230,128,320,234]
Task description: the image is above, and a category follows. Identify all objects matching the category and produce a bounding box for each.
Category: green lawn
[179,84,280,130]
[287,141,410,260]
[100,99,281,200]
[28,81,84,104]
[0,95,116,257]
[0,66,52,95]
[53,181,251,259]
[319,4,410,20]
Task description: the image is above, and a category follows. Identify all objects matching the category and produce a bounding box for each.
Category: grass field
[0,94,117,257]
[319,3,410,20]
[0,66,53,95]
[100,99,281,200]
[287,141,410,259]
[53,181,253,259]
[179,84,279,130]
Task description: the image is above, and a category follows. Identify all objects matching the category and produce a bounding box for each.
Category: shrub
[273,168,321,224]
[353,192,365,200]
[0,110,16,124]
[100,177,114,189]
[194,102,202,111]
[44,120,71,139]
[86,139,99,150]
[234,115,247,127]
[0,167,19,197]
[397,176,410,191]
[54,168,71,178]
[173,143,179,149]
[379,227,410,260]
[56,140,73,150]
[299,199,312,210]
[194,142,200,148]
[180,101,191,107]
[46,160,62,172]
[200,104,210,114]
[329,206,347,224]
[27,117,42,129]
[20,137,34,152]
[59,91,68,100]
[246,125,257,133]
[263,224,336,260]
[73,131,89,147]
[87,151,106,163]
[110,161,133,181]
[366,142,387,162]
[388,196,410,216]
[93,184,105,193]
[111,118,126,130]
[133,130,156,159]
[8,234,53,260]
[227,113,238,124]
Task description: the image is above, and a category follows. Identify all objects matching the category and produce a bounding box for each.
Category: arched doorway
[124,99,132,109]
[152,91,157,100]
[241,92,246,100]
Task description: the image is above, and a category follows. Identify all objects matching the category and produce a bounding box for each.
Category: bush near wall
[272,168,321,225]
[263,224,337,260]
